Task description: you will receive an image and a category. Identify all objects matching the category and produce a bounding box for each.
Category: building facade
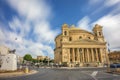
[54,24,109,67]
[37,56,50,61]
[108,51,120,64]
[0,45,17,71]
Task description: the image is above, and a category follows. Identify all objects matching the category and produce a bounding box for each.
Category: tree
[23,54,32,61]
[43,58,48,63]
[32,59,38,63]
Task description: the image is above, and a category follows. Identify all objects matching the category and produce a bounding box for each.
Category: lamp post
[47,40,51,67]
[107,43,110,67]
[105,43,111,73]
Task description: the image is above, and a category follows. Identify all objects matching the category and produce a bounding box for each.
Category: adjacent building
[37,56,50,61]
[108,51,120,64]
[0,45,17,71]
[54,24,109,67]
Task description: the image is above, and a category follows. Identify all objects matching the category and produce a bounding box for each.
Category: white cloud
[90,0,120,50]
[9,17,22,31]
[0,0,59,58]
[7,0,51,21]
[82,0,120,51]
[92,14,120,50]
[89,0,120,7]
[77,14,120,51]
[104,0,120,7]
[34,21,58,42]
[77,16,91,31]
[89,0,120,15]
[0,29,5,41]
[8,16,32,38]
[88,0,102,5]
[0,28,53,58]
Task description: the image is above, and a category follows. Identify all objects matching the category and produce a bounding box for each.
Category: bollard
[25,67,29,73]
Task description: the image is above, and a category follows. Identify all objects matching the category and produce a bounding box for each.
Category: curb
[0,70,38,78]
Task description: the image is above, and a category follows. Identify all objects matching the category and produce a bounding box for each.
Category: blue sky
[0,0,120,58]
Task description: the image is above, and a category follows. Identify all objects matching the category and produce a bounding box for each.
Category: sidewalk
[54,67,105,69]
[0,70,38,78]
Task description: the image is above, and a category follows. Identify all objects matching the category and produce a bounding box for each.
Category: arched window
[79,36,82,39]
[88,37,91,39]
[95,33,97,36]
[64,31,67,35]
[99,32,101,36]
[69,37,72,41]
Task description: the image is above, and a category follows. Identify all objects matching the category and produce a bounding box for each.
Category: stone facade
[0,45,17,71]
[37,56,50,60]
[108,51,120,64]
[54,24,109,67]
[0,46,10,55]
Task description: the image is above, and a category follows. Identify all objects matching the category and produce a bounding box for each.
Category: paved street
[0,67,120,80]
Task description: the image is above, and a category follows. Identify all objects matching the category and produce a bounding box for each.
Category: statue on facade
[9,49,16,54]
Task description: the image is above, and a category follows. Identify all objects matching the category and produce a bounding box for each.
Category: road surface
[0,67,120,80]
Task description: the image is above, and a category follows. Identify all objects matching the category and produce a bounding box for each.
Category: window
[70,59,72,62]
[88,37,91,39]
[99,32,101,36]
[79,36,82,39]
[95,33,97,36]
[64,31,67,35]
[69,37,72,41]
[60,52,62,55]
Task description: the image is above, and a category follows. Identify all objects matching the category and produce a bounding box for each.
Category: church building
[54,24,109,67]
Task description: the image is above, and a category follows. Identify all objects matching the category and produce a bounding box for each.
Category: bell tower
[62,24,69,42]
[93,24,104,42]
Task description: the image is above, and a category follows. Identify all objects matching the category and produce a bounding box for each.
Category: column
[95,48,99,62]
[77,48,80,63]
[85,48,87,62]
[85,49,87,62]
[68,48,70,63]
[80,48,82,62]
[72,48,75,63]
[99,48,103,63]
[90,49,92,62]
[82,48,84,62]
[91,48,94,62]
[87,48,90,62]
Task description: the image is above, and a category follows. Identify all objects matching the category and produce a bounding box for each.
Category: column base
[66,62,105,67]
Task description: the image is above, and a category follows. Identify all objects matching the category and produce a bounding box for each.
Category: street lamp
[47,40,51,67]
[108,43,110,67]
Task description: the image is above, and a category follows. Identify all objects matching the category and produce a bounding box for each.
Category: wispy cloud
[77,0,120,51]
[7,0,51,21]
[104,0,120,7]
[91,0,120,51]
[92,14,120,50]
[0,0,59,58]
[77,16,91,31]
